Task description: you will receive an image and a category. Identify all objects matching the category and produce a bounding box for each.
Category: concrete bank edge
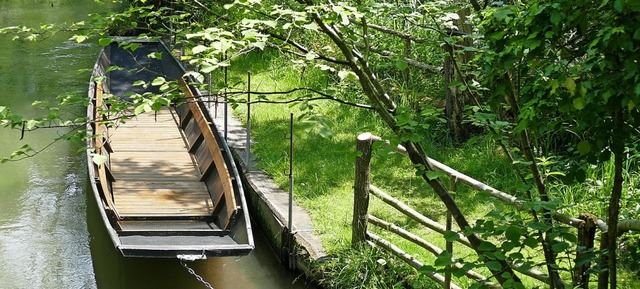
[209,104,328,279]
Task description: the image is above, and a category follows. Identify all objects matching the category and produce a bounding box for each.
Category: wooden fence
[351,132,640,288]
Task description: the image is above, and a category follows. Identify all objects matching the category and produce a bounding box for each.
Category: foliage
[474,0,640,287]
[3,0,640,287]
[477,0,640,162]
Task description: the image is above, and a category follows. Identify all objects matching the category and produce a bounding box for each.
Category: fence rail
[351,132,640,288]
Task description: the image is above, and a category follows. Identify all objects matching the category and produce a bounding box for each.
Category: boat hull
[86,37,253,258]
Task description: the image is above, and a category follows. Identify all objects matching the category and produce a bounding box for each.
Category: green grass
[217,51,530,287]
[214,50,640,288]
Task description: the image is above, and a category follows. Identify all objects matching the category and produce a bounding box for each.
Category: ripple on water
[0,156,95,289]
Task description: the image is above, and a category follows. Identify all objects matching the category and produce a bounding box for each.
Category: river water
[0,2,311,289]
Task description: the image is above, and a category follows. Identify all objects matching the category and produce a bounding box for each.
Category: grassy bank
[209,50,640,288]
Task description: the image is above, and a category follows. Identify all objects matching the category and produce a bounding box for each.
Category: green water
[0,1,100,288]
[1,2,313,289]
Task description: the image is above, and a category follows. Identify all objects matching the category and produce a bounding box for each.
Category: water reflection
[2,2,316,288]
[88,190,313,289]
[0,155,95,289]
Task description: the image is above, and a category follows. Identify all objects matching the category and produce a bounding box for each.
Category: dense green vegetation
[2,0,640,288]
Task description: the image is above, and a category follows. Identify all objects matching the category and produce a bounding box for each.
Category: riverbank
[208,102,328,282]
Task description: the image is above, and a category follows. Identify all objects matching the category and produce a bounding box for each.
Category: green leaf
[550,12,561,25]
[339,12,349,26]
[25,119,38,130]
[494,7,513,20]
[337,70,358,81]
[573,97,585,110]
[490,31,507,41]
[105,66,123,73]
[546,171,566,177]
[563,77,576,95]
[523,236,539,248]
[524,39,541,50]
[71,34,88,43]
[478,241,496,252]
[614,0,624,12]
[634,28,640,40]
[443,230,460,242]
[577,140,591,155]
[192,45,208,54]
[561,231,578,243]
[305,51,318,60]
[151,77,166,86]
[148,52,163,60]
[159,83,171,92]
[419,265,436,274]
[91,153,107,166]
[486,261,502,271]
[395,60,408,71]
[434,251,454,267]
[425,171,441,181]
[501,241,517,251]
[151,101,164,111]
[549,79,559,94]
[302,22,319,31]
[98,37,113,46]
[448,81,464,88]
[252,41,266,50]
[505,226,522,242]
[263,20,277,28]
[527,221,548,231]
[127,43,141,52]
[134,103,151,115]
[552,241,570,253]
[201,64,216,74]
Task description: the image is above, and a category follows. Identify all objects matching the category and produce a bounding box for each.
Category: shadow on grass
[246,100,519,236]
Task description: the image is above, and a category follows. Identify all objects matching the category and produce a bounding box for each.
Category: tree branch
[353,43,442,73]
[269,32,351,66]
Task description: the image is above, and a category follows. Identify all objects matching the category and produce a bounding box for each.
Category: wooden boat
[86,38,254,258]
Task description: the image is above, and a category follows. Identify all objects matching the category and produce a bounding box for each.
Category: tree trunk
[597,232,610,289]
[444,8,477,143]
[605,108,625,288]
[305,7,523,286]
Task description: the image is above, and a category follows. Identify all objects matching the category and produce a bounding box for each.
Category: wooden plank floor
[108,108,213,217]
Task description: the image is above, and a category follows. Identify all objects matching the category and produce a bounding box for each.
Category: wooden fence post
[573,213,597,288]
[403,37,411,85]
[445,176,458,289]
[352,132,375,247]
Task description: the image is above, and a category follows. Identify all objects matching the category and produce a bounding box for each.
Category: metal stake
[288,113,294,231]
[223,52,228,140]
[287,113,295,270]
[208,72,212,110]
[246,71,252,169]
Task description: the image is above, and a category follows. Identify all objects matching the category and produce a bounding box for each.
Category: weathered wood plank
[180,78,237,229]
[109,106,214,218]
[94,82,120,218]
